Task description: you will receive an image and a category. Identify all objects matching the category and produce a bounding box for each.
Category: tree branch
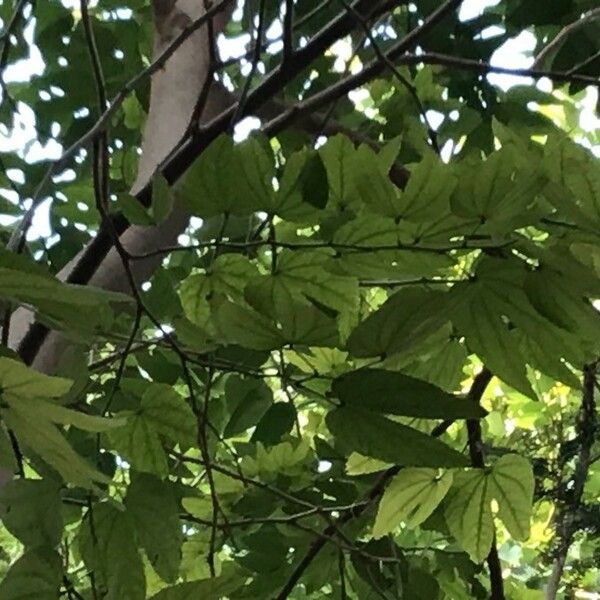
[12,0,403,367]
[465,368,505,600]
[6,0,234,252]
[274,363,490,599]
[533,8,600,69]
[546,362,597,600]
[400,52,600,87]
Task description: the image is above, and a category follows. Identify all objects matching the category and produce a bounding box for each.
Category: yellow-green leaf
[373,468,453,537]
[444,469,494,563]
[489,454,534,540]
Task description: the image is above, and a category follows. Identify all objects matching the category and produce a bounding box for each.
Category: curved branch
[7,0,234,252]
[11,0,403,369]
[533,8,600,70]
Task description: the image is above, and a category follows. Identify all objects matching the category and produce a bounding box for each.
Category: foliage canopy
[0,0,599,598]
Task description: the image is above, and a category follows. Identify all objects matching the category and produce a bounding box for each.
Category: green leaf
[115,193,155,226]
[0,479,63,548]
[2,405,110,489]
[318,134,357,210]
[402,337,468,391]
[78,503,146,600]
[298,150,329,210]
[0,426,18,472]
[0,548,62,600]
[245,250,359,339]
[151,174,173,223]
[397,152,456,222]
[346,453,392,476]
[179,255,257,329]
[543,134,600,225]
[524,268,600,342]
[122,92,145,130]
[350,144,399,216]
[514,330,581,389]
[251,402,297,445]
[277,302,339,348]
[333,214,398,248]
[373,468,453,537]
[444,455,534,562]
[489,454,534,540]
[223,376,273,438]
[234,134,275,212]
[348,288,449,359]
[0,268,130,336]
[214,301,283,350]
[180,134,245,218]
[140,384,197,446]
[451,148,545,232]
[17,396,126,433]
[125,474,183,583]
[0,357,72,400]
[444,469,494,563]
[108,412,168,477]
[109,385,196,476]
[332,369,485,419]
[276,148,329,218]
[149,565,246,599]
[450,283,535,398]
[326,407,468,468]
[377,135,403,173]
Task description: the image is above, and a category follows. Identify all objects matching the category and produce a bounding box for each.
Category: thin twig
[533,8,600,69]
[229,0,268,130]
[398,52,600,87]
[274,363,488,599]
[6,0,234,252]
[261,0,465,135]
[545,362,597,600]
[261,48,598,137]
[566,48,600,76]
[129,238,499,260]
[338,0,440,153]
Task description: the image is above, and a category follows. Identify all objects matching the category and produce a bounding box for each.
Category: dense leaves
[0,0,599,598]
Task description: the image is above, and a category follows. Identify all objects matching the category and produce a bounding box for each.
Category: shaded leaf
[78,503,146,600]
[125,474,183,583]
[326,407,468,468]
[0,547,62,600]
[0,479,63,548]
[332,369,485,419]
[224,376,273,438]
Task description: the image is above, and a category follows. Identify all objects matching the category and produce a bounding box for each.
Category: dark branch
[546,362,598,599]
[465,368,504,600]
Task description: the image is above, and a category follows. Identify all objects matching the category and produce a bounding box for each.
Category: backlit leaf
[373,468,453,537]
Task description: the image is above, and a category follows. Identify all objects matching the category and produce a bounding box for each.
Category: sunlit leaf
[373,468,453,537]
[444,469,494,563]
